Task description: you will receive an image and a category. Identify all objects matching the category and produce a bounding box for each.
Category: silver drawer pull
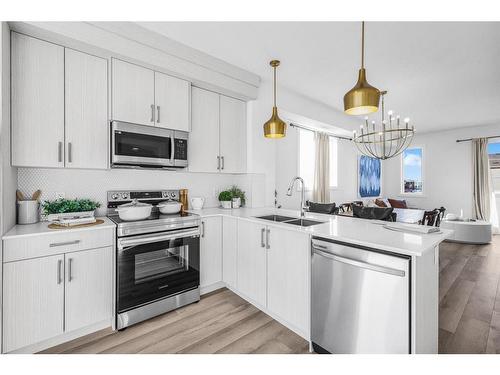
[313,246,406,277]
[50,240,80,247]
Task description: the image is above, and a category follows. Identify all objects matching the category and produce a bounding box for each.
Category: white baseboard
[200,281,225,295]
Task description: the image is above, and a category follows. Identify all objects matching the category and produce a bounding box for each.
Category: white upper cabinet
[237,219,267,308]
[189,87,220,173]
[154,71,191,131]
[112,58,192,131]
[112,58,155,126]
[200,216,223,290]
[190,87,247,174]
[11,32,65,168]
[65,49,108,169]
[219,95,247,174]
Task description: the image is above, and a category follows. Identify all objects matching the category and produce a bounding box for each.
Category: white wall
[383,123,500,219]
[248,79,359,207]
[17,168,265,217]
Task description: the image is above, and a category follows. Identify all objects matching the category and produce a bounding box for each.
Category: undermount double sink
[255,214,325,227]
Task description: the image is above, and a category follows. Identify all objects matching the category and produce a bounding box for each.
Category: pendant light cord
[361,21,365,69]
[273,66,277,107]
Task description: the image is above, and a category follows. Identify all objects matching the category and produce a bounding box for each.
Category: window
[489,142,500,193]
[298,129,338,190]
[401,147,423,194]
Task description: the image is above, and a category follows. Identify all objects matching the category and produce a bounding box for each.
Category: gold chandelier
[344,21,381,115]
[263,60,286,138]
[352,91,415,160]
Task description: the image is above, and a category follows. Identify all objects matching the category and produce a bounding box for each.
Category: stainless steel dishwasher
[311,237,411,354]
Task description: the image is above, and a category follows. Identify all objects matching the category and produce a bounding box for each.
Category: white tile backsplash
[18,168,266,216]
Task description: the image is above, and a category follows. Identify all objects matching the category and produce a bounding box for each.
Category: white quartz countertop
[2,217,116,240]
[188,207,453,257]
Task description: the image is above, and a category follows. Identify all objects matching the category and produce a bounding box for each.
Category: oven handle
[118,227,200,251]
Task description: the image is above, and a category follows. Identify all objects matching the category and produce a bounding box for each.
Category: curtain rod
[289,122,352,141]
[456,135,500,143]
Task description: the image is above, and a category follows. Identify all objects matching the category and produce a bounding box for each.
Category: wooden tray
[48,219,105,230]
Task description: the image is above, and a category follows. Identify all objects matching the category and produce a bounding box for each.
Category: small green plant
[229,185,246,206]
[42,198,101,215]
[218,191,232,202]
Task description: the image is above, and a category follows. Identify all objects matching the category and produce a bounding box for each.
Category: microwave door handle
[170,135,175,164]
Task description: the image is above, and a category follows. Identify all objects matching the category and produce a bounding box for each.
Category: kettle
[190,197,205,210]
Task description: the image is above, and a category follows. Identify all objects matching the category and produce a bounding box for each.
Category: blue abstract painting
[358,155,381,198]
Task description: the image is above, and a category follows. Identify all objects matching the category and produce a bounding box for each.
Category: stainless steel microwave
[111,121,188,169]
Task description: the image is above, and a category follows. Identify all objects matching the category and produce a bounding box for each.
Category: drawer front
[3,228,114,263]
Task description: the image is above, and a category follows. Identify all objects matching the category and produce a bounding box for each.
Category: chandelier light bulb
[404,117,410,123]
[388,110,393,116]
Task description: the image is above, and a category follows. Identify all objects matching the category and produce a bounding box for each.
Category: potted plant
[42,198,101,221]
[229,185,246,208]
[218,191,233,209]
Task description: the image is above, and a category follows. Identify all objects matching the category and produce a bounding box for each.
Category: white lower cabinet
[200,216,223,290]
[65,247,113,332]
[2,233,114,353]
[236,220,267,308]
[222,217,238,289]
[3,254,65,353]
[266,227,310,334]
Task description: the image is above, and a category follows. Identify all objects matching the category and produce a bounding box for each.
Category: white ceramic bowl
[116,199,152,221]
[158,201,182,214]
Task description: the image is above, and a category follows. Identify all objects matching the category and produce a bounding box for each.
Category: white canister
[190,197,205,210]
[17,200,40,225]
[232,197,241,209]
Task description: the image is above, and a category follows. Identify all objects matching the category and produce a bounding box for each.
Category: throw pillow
[388,198,408,209]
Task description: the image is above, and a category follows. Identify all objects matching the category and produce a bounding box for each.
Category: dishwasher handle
[312,246,406,277]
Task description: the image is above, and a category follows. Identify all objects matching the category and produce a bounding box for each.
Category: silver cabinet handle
[58,142,63,163]
[68,258,73,282]
[157,105,160,123]
[49,240,80,248]
[261,228,266,247]
[150,104,155,122]
[68,142,72,163]
[266,228,270,249]
[201,221,205,238]
[217,156,221,170]
[57,259,63,284]
[221,156,225,170]
[312,246,406,277]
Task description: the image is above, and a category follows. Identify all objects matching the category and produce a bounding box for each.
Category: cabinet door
[219,95,247,173]
[65,49,108,169]
[267,227,310,334]
[154,71,191,131]
[222,216,238,289]
[11,32,64,168]
[188,87,220,172]
[237,220,267,307]
[65,247,113,332]
[200,216,223,289]
[112,59,154,126]
[2,255,64,352]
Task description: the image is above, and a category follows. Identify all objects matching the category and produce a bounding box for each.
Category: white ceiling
[137,22,500,133]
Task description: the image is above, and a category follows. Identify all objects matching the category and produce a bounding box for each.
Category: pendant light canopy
[344,22,380,115]
[263,60,286,138]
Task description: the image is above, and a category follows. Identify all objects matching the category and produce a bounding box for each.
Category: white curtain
[472,138,491,221]
[312,132,330,203]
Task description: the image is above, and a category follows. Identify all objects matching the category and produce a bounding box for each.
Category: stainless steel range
[107,190,201,330]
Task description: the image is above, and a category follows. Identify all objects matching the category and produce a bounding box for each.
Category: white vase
[232,197,241,209]
[221,201,232,209]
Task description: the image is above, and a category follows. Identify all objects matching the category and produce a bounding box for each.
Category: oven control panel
[107,190,180,207]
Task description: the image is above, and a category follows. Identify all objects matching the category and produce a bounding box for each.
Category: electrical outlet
[55,192,65,200]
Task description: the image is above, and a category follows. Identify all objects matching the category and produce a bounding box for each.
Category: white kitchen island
[189,207,452,354]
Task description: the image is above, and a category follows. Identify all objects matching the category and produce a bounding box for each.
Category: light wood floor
[40,236,500,354]
[439,235,500,353]
[40,288,310,354]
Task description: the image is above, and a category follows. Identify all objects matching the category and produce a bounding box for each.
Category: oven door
[111,121,174,168]
[117,227,200,313]
[173,131,188,168]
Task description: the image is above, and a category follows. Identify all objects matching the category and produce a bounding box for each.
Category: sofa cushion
[388,198,408,209]
[375,199,387,207]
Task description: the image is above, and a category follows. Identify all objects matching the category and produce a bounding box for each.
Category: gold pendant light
[264,60,286,138]
[344,22,380,115]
